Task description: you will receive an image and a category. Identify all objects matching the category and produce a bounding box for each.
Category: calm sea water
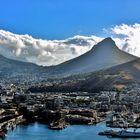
[4,122,137,140]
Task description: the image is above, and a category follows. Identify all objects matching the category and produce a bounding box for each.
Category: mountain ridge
[49,37,137,75]
[0,37,138,81]
[34,58,140,93]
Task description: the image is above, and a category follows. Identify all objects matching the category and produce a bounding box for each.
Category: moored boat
[112,130,140,138]
[98,130,116,136]
[99,129,140,138]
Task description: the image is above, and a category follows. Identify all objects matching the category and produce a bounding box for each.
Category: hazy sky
[0,0,140,66]
[0,0,140,39]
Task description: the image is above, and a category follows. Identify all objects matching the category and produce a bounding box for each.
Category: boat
[112,130,140,138]
[98,130,116,136]
[99,129,140,138]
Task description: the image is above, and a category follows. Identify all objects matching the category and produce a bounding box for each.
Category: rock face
[72,58,140,92]
[49,38,137,75]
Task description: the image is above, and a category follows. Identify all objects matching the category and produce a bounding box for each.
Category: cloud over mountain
[0,30,102,66]
[111,23,140,57]
[0,23,139,66]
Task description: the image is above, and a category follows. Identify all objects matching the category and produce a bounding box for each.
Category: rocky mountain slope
[44,58,140,92]
[0,37,138,82]
[50,37,137,75]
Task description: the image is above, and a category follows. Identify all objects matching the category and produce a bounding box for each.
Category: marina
[3,121,140,140]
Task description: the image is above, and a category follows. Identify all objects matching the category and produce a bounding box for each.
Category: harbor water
[4,122,138,140]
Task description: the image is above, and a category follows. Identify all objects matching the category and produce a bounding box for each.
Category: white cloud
[0,23,139,66]
[0,30,102,66]
[111,23,140,57]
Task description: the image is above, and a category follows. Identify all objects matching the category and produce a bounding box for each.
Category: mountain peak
[103,37,114,42]
[91,37,117,52]
[52,36,137,75]
[98,37,115,46]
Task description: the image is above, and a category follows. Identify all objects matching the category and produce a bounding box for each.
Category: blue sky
[0,0,140,39]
